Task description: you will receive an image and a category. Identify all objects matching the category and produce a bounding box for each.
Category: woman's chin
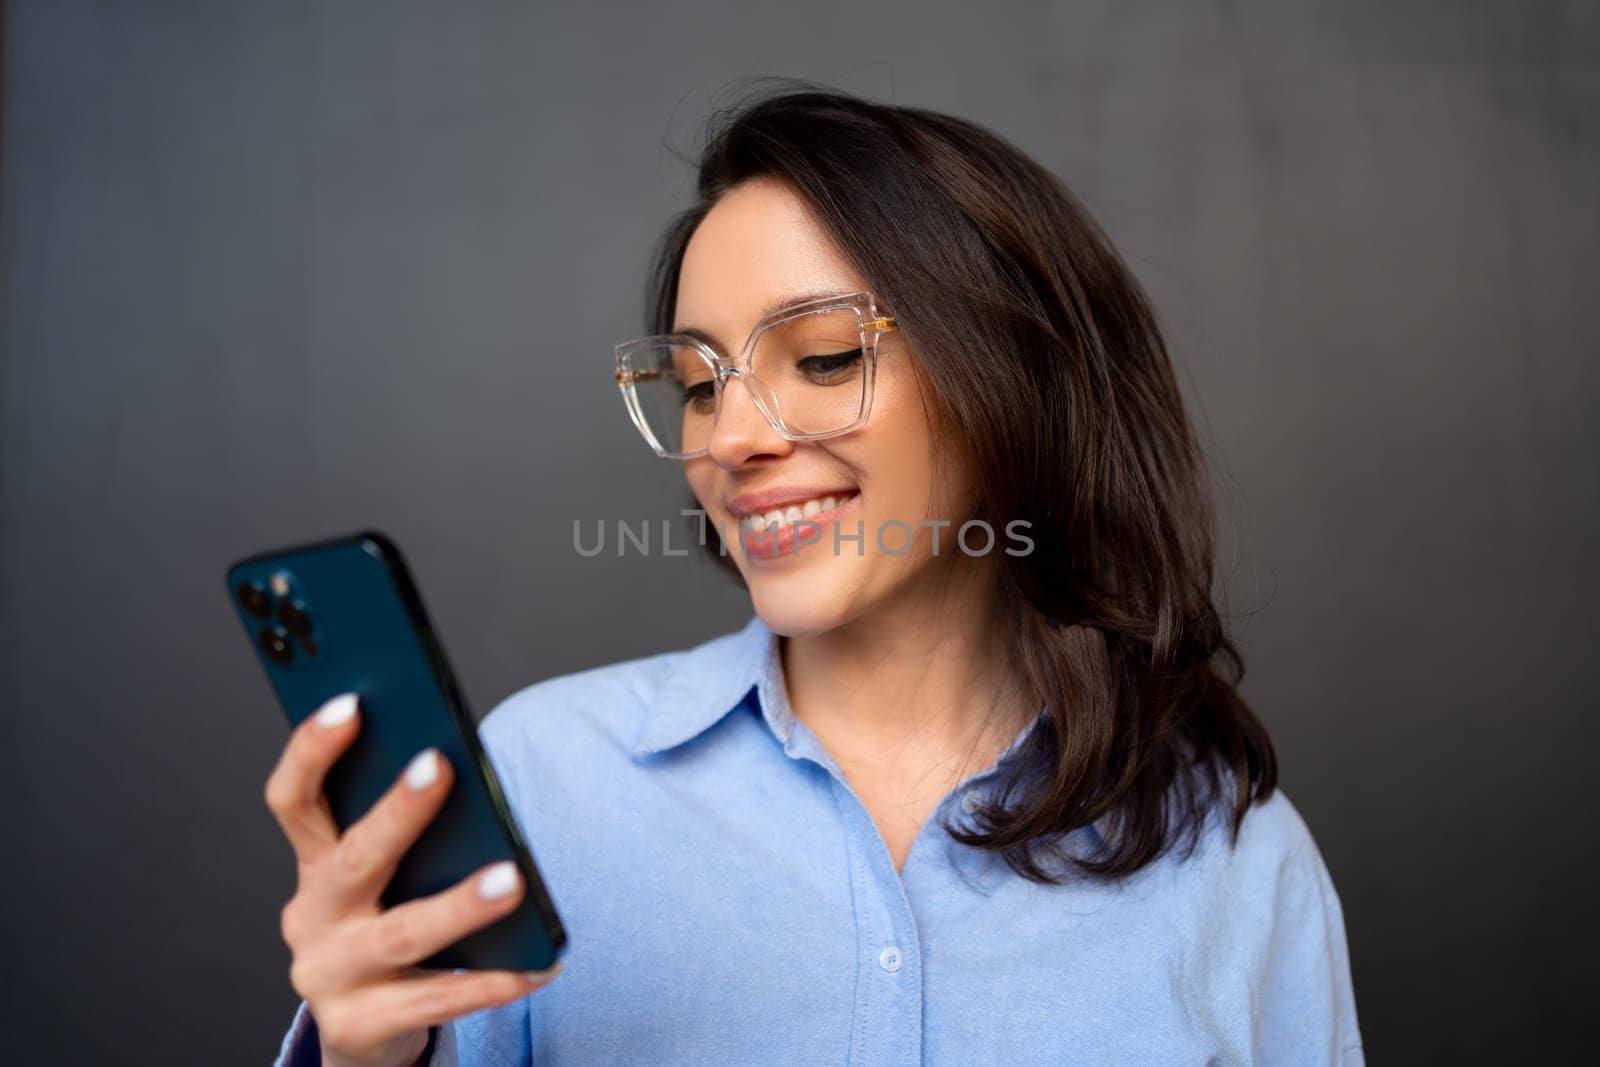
[746,575,859,639]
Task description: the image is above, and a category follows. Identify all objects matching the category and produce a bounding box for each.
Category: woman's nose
[707,373,793,469]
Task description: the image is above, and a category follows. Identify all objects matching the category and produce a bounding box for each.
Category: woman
[269,86,1362,1065]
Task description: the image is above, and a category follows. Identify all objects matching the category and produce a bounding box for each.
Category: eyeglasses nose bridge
[712,364,786,437]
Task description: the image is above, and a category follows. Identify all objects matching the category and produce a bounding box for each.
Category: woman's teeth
[740,493,855,534]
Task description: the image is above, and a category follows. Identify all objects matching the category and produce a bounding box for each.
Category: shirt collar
[632,614,1043,760]
[629,614,1108,849]
[630,614,774,757]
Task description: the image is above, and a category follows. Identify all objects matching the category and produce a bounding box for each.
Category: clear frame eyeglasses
[613,290,898,459]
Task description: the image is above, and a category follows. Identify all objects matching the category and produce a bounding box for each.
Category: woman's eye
[682,380,716,412]
[798,349,863,381]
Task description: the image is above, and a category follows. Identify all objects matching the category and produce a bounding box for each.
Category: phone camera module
[260,626,294,666]
[278,598,313,637]
[237,581,273,619]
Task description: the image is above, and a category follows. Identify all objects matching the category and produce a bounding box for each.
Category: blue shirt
[275,614,1363,1065]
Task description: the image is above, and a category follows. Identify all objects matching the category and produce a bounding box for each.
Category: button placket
[774,698,923,1065]
[822,770,924,1067]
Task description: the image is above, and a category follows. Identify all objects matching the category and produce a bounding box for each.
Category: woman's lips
[738,493,861,560]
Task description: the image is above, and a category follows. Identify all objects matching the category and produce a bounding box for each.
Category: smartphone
[225,529,566,972]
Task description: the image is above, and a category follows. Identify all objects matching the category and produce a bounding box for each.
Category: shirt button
[879,945,903,972]
[961,791,982,814]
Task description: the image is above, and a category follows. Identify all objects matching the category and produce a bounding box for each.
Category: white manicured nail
[404,749,440,791]
[477,861,521,900]
[314,693,358,729]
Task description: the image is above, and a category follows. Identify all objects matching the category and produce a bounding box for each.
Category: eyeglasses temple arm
[616,369,678,385]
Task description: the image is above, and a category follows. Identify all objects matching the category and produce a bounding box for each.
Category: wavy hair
[642,81,1276,882]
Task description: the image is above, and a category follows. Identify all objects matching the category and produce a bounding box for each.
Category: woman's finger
[332,962,563,1047]
[262,692,362,863]
[357,860,531,973]
[320,746,455,907]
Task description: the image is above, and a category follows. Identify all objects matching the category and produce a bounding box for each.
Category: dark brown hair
[643,80,1276,882]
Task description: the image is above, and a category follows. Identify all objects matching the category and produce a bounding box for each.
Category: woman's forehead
[674,178,864,335]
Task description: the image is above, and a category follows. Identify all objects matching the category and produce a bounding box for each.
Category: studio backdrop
[2,1,1596,1063]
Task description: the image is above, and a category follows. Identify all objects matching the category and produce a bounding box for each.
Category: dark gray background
[3,2,1596,1063]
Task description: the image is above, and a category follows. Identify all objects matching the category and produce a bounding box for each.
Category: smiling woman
[268,84,1362,1066]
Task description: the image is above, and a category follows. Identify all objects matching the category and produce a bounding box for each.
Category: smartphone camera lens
[238,581,273,619]
[278,598,313,637]
[260,626,293,666]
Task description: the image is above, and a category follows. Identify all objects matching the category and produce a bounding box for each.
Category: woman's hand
[263,693,561,1067]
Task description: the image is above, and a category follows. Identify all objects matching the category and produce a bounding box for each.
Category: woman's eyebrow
[672,289,854,350]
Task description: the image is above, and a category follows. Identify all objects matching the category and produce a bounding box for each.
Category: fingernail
[314,693,358,729]
[404,749,440,791]
[477,861,520,900]
[525,960,563,983]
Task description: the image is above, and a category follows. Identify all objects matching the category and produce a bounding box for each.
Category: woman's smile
[733,490,862,559]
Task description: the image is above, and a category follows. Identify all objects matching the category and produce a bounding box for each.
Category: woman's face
[676,176,978,637]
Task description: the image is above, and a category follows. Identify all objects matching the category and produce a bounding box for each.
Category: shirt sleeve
[271,1001,319,1067]
[273,1002,457,1066]
[1253,831,1366,1065]
[271,996,528,1066]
